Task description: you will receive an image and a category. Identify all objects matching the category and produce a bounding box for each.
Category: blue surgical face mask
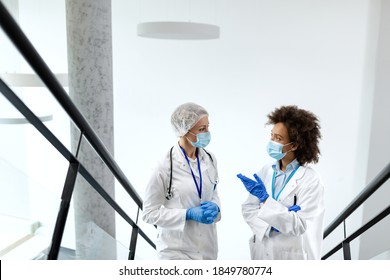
[267,140,293,160]
[188,131,211,148]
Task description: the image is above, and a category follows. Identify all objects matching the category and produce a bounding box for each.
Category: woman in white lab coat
[142,102,221,260]
[238,105,325,260]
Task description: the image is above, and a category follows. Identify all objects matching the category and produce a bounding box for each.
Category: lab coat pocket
[157,229,184,250]
[249,235,259,259]
[281,249,307,260]
[205,167,219,187]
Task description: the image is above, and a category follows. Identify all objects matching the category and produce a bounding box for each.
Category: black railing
[0,2,155,259]
[322,162,390,259]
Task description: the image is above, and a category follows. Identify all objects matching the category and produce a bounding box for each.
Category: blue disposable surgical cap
[171,102,209,137]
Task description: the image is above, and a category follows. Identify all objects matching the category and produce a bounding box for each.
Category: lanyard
[271,165,300,200]
[180,146,202,199]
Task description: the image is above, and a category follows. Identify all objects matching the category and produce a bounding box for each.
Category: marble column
[65,0,116,259]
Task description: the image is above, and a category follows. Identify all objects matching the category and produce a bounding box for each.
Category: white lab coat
[142,142,221,260]
[242,163,325,260]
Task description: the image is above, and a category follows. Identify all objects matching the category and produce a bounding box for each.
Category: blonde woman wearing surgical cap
[142,102,221,260]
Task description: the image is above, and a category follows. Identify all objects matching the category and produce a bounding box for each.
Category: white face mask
[267,140,293,160]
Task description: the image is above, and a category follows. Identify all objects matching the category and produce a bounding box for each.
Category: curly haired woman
[237,105,325,259]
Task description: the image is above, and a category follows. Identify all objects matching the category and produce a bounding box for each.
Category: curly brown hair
[266,105,322,165]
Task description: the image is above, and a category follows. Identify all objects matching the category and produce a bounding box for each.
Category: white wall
[359,0,390,259]
[1,0,386,259]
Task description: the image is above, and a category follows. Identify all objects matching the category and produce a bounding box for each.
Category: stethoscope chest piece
[166,145,215,200]
[165,192,173,200]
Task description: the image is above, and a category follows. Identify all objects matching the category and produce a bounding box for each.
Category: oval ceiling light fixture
[137,21,220,40]
[1,73,68,87]
[0,115,53,125]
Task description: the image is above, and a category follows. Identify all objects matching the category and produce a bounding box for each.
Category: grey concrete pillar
[65,0,116,259]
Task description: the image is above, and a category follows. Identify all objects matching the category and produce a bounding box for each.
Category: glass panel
[77,136,149,239]
[114,211,132,259]
[137,208,157,259]
[358,216,390,260]
[66,220,129,260]
[134,226,157,260]
[115,179,143,232]
[0,111,68,259]
[322,224,345,260]
[113,175,157,259]
[59,170,130,260]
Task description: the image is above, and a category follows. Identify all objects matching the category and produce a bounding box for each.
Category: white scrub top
[242,163,325,260]
[142,142,221,260]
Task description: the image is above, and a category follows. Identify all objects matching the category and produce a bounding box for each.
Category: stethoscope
[165,146,218,200]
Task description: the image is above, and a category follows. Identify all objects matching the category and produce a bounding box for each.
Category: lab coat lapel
[277,166,306,201]
[199,150,212,172]
[175,145,193,174]
[176,146,211,174]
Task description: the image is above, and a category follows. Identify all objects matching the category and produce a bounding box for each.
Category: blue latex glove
[201,201,219,222]
[237,173,269,202]
[186,206,213,224]
[288,204,301,212]
[272,204,302,233]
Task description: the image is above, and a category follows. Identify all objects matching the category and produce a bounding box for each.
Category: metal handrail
[322,205,390,260]
[322,162,390,259]
[323,162,390,239]
[0,2,143,209]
